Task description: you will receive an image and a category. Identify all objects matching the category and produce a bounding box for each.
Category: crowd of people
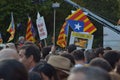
[0,41,120,80]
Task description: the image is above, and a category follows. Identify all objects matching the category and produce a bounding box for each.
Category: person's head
[116,64,120,75]
[18,36,25,44]
[67,44,76,53]
[33,62,59,80]
[103,50,120,69]
[47,55,71,80]
[94,47,104,57]
[109,72,120,80]
[23,41,35,45]
[61,53,75,67]
[81,49,85,52]
[105,47,112,50]
[89,58,112,72]
[0,48,19,61]
[19,45,41,70]
[71,50,85,63]
[41,46,51,59]
[0,47,3,50]
[29,72,42,80]
[0,59,28,80]
[67,66,111,80]
[84,49,96,63]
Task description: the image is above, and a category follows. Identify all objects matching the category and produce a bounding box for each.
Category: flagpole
[52,2,60,46]
[53,8,56,46]
[44,39,47,47]
[66,23,70,48]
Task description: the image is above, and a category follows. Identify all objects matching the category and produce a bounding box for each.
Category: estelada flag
[57,9,97,48]
[67,20,84,32]
[66,9,97,34]
[7,12,15,42]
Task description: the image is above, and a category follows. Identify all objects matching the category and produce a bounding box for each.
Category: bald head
[0,48,19,61]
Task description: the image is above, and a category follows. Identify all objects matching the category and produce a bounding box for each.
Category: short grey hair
[0,48,19,61]
[70,66,111,80]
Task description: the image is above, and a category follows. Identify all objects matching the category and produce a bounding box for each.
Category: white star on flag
[74,23,82,30]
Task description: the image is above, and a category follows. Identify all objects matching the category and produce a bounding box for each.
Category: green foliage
[0,0,53,42]
[80,0,120,48]
[83,0,119,23]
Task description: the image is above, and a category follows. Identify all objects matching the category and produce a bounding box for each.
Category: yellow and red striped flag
[66,9,97,34]
[57,23,67,48]
[7,12,15,42]
[25,17,36,43]
[57,9,97,48]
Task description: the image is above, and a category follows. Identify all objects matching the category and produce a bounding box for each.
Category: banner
[69,31,93,49]
[36,12,47,40]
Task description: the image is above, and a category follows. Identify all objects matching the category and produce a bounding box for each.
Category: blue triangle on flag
[67,20,84,32]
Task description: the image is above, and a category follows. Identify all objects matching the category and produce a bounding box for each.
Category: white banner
[69,31,94,49]
[36,12,47,40]
[103,26,120,50]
